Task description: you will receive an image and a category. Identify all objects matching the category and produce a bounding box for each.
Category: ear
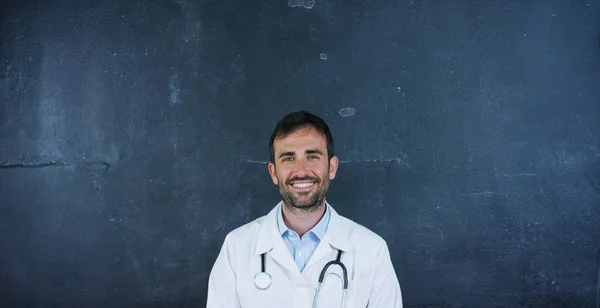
[328,156,339,180]
[268,162,279,185]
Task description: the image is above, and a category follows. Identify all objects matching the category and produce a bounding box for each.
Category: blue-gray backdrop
[1,0,600,307]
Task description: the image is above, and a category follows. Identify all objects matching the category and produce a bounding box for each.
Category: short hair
[269,111,335,164]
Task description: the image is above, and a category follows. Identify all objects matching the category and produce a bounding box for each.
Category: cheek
[277,170,291,182]
[319,166,331,179]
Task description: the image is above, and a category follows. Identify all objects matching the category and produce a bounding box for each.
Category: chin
[291,202,318,209]
[290,195,324,209]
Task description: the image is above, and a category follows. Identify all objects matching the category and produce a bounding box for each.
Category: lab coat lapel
[254,202,303,280]
[304,204,351,272]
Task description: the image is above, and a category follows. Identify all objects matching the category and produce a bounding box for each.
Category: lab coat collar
[254,201,351,257]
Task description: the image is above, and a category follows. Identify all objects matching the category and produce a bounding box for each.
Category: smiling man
[207,111,403,308]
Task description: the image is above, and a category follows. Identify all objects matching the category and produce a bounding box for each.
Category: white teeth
[292,182,314,188]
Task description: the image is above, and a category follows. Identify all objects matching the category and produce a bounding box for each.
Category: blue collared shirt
[277,203,331,272]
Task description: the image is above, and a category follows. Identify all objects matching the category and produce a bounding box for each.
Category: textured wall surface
[1,0,599,307]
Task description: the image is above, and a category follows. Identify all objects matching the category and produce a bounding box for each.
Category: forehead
[273,127,327,153]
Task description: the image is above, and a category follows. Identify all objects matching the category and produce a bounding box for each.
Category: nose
[292,158,310,175]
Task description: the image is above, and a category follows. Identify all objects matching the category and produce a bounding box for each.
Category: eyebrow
[306,149,324,156]
[278,149,324,159]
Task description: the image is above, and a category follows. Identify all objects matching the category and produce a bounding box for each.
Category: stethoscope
[254,249,348,308]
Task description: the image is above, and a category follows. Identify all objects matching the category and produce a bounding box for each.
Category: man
[207,111,403,307]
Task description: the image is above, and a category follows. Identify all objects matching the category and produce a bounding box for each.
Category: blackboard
[1,0,600,307]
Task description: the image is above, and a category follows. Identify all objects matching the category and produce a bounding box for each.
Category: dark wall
[1,0,600,307]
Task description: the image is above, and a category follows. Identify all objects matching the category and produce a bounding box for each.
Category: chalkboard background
[1,0,600,307]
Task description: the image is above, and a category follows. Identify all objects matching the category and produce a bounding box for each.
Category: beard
[279,176,329,214]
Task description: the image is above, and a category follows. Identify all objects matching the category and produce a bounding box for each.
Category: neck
[281,202,326,237]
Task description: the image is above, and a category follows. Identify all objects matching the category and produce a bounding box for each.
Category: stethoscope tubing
[255,249,348,308]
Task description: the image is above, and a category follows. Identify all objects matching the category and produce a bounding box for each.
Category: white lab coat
[206,202,403,308]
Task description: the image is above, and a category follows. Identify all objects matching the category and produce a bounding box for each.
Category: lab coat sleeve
[367,240,403,308]
[206,234,241,308]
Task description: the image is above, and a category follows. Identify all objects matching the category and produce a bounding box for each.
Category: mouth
[288,179,318,191]
[291,182,315,189]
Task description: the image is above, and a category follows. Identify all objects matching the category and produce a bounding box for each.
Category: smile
[291,182,315,188]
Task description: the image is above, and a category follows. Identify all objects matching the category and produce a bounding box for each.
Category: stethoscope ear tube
[317,250,348,289]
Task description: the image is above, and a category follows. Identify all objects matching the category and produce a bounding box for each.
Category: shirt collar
[276,202,330,239]
[254,201,351,256]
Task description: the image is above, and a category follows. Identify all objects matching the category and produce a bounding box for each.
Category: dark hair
[269,111,334,164]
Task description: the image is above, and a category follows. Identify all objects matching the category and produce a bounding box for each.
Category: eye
[282,157,293,162]
[308,155,319,160]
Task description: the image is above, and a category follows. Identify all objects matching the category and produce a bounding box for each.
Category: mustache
[286,176,320,185]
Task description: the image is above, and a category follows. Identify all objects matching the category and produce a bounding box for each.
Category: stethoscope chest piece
[254,272,272,290]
